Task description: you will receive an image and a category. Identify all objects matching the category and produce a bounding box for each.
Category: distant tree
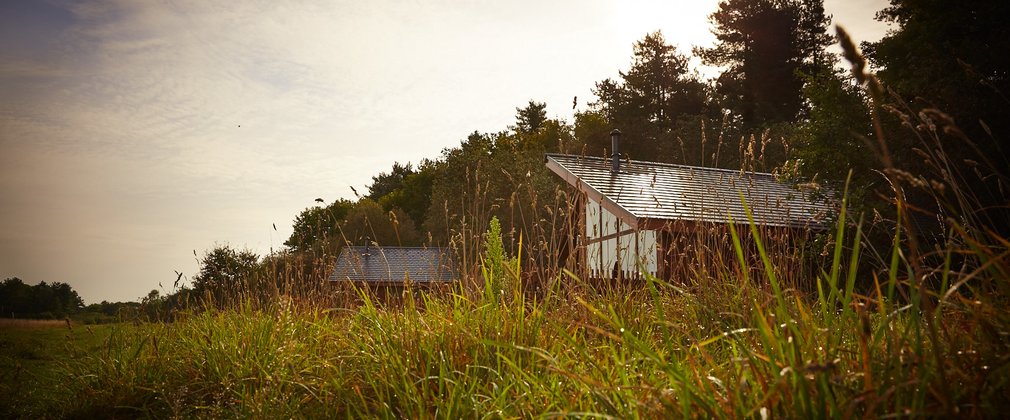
[367,162,414,201]
[191,245,260,303]
[865,0,1010,131]
[424,131,497,241]
[0,277,84,318]
[795,0,833,71]
[49,282,84,315]
[523,118,575,153]
[424,125,563,271]
[84,300,140,319]
[285,199,355,255]
[573,110,611,156]
[513,100,547,135]
[376,159,438,228]
[0,277,32,316]
[340,199,421,246]
[789,69,873,189]
[142,289,160,303]
[592,31,708,162]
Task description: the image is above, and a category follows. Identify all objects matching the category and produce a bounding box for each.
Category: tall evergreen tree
[698,0,832,127]
[591,31,707,162]
[513,101,547,135]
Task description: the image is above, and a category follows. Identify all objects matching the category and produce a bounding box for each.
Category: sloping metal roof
[546,153,831,229]
[329,246,457,283]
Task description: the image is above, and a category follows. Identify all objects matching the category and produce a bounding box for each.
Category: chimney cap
[610,128,622,136]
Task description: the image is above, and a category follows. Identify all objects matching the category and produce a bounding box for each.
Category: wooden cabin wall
[654,221,815,290]
[583,198,658,280]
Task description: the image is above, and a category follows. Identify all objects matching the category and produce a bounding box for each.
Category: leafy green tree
[0,277,84,318]
[340,199,422,247]
[367,162,414,201]
[285,199,354,255]
[424,131,497,243]
[376,159,438,228]
[866,0,1009,128]
[0,277,32,316]
[525,118,575,153]
[191,245,260,303]
[424,121,565,279]
[573,110,611,156]
[789,70,873,188]
[49,281,84,315]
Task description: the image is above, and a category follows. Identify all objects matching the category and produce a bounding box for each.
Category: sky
[0,0,891,304]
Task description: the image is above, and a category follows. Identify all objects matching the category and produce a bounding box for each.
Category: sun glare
[609,0,722,77]
[610,0,720,52]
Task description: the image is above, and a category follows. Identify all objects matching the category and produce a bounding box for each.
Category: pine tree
[698,0,832,127]
[591,31,707,161]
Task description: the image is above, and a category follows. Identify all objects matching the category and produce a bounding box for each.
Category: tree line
[0,277,84,319]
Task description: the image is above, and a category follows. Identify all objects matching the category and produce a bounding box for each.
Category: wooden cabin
[545,147,831,283]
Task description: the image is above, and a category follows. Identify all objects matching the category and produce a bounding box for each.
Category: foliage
[376,159,437,228]
[78,300,141,323]
[592,31,708,162]
[788,69,874,190]
[0,277,84,319]
[340,199,422,247]
[424,125,564,280]
[284,199,354,255]
[866,0,1010,130]
[863,0,1010,235]
[513,100,547,135]
[366,161,415,201]
[573,109,611,156]
[698,0,832,127]
[190,245,261,305]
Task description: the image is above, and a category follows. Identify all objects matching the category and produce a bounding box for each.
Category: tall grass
[52,199,1008,418]
[28,28,1010,418]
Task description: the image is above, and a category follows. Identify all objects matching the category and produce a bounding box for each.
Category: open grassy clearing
[0,322,117,418]
[33,271,1009,418]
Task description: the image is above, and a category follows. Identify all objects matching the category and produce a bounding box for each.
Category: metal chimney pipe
[610,128,622,174]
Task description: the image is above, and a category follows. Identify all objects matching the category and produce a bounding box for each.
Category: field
[2,212,1008,418]
[0,321,116,418]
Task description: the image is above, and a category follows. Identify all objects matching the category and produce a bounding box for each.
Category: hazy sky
[0,0,889,303]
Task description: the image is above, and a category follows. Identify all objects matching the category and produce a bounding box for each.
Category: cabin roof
[545,153,832,230]
[329,246,457,283]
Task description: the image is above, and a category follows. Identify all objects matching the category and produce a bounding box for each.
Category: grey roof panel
[545,153,832,229]
[329,246,457,283]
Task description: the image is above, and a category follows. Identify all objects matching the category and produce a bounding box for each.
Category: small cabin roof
[545,153,832,230]
[329,246,457,283]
